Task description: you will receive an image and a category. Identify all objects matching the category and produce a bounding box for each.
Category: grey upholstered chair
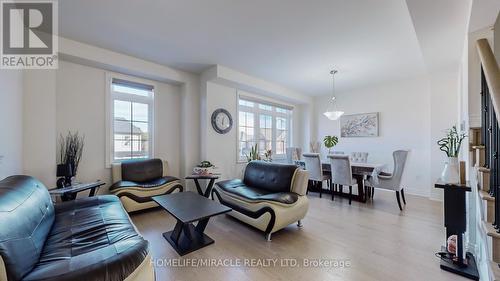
[350,152,369,163]
[328,154,357,204]
[364,150,409,211]
[286,147,302,164]
[303,153,330,198]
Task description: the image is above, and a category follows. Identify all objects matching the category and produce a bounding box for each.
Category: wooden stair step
[478,167,491,192]
[483,221,500,263]
[481,191,495,223]
[491,260,500,281]
[480,190,495,201]
[483,220,500,238]
[484,222,500,264]
[479,167,491,173]
[473,146,486,167]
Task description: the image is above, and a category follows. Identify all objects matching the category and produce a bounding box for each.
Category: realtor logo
[1,0,58,69]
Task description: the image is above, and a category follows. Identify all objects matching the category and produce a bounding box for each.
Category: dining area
[289,148,409,211]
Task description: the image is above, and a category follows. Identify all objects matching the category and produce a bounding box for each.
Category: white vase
[441,157,460,184]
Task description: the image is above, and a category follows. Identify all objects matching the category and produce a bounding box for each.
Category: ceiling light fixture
[323,69,344,120]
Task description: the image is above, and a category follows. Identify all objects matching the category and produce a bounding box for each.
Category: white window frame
[236,94,293,163]
[105,73,155,167]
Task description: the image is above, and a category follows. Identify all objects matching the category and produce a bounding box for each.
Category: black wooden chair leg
[401,188,406,205]
[330,181,334,201]
[349,186,352,205]
[371,187,374,198]
[319,181,322,198]
[396,191,403,211]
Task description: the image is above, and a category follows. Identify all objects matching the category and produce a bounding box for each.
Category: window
[237,96,292,161]
[109,78,154,163]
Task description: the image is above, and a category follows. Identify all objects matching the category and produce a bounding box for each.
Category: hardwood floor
[131,190,467,281]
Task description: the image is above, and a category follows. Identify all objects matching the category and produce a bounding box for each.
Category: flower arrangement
[264,149,272,162]
[437,126,467,157]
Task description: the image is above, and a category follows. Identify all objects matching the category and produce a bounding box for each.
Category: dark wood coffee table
[152,191,231,256]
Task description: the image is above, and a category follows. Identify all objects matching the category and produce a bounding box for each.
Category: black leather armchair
[212,161,309,241]
[0,175,154,281]
[110,158,183,212]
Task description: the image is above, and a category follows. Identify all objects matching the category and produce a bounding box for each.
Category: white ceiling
[469,0,500,32]
[59,0,472,96]
[406,0,470,73]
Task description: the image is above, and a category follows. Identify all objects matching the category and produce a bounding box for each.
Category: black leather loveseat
[0,175,154,281]
[212,161,309,241]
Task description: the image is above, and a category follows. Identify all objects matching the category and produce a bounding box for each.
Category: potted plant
[245,144,261,162]
[57,131,85,187]
[193,161,217,175]
[323,135,339,154]
[264,149,272,162]
[437,126,467,184]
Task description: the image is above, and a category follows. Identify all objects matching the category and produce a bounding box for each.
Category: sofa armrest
[111,163,122,183]
[0,255,7,281]
[291,169,309,196]
[162,160,169,176]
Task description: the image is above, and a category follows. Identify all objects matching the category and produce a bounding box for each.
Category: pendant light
[323,69,344,120]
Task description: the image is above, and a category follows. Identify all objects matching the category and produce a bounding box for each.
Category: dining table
[295,160,387,203]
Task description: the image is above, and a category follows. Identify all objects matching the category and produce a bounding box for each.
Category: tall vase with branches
[57,131,85,187]
[437,126,466,183]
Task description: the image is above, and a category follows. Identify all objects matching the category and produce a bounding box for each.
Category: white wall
[201,81,310,180]
[55,61,182,193]
[20,37,199,190]
[23,70,57,187]
[200,65,314,181]
[428,69,460,200]
[203,82,240,180]
[0,70,23,180]
[315,76,432,197]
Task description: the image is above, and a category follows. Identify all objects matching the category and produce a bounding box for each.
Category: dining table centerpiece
[323,135,339,154]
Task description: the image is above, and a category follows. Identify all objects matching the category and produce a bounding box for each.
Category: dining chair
[350,152,370,195]
[350,152,369,163]
[364,150,409,211]
[303,153,330,198]
[328,154,358,204]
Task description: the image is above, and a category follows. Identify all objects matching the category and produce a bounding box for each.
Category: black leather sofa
[212,161,309,241]
[110,158,183,212]
[0,175,154,281]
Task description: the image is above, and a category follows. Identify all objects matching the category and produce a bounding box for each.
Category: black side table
[49,181,105,202]
[434,181,479,280]
[185,175,219,197]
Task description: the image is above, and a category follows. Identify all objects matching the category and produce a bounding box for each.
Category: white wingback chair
[365,150,409,210]
[302,153,330,198]
[328,154,357,204]
[350,152,369,163]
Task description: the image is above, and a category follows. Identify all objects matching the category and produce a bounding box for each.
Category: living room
[1,0,500,280]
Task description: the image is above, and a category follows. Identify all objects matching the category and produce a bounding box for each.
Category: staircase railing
[477,38,500,231]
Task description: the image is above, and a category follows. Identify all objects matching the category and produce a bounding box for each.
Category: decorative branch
[437,126,467,157]
[58,131,85,175]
